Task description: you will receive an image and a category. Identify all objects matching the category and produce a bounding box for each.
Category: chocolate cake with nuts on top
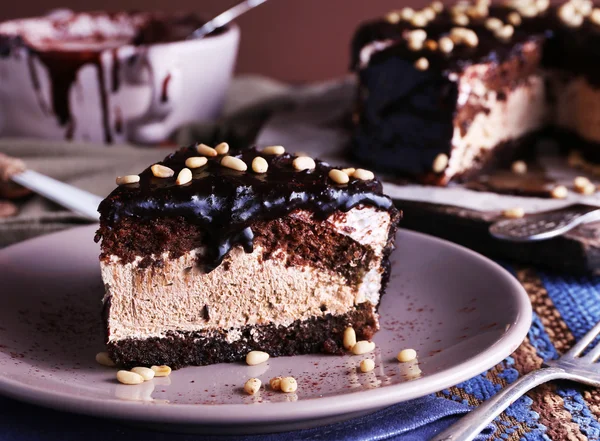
[95,143,400,369]
[351,0,600,185]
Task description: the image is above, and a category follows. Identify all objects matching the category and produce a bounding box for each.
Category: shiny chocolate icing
[97,146,397,272]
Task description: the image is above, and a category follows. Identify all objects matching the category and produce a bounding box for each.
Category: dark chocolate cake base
[107,302,378,369]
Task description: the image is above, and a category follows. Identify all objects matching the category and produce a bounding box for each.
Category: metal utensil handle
[189,0,268,39]
[430,366,566,441]
[11,170,102,221]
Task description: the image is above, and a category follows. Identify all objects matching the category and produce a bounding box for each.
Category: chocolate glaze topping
[97,146,398,272]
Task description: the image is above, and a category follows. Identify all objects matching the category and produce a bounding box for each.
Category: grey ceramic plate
[0,226,531,433]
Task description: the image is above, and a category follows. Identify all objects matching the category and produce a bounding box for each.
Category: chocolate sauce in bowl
[0,12,210,143]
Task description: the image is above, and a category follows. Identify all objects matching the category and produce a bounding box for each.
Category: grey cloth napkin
[0,75,344,248]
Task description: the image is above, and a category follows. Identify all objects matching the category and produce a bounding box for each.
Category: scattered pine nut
[422,7,436,20]
[397,348,418,362]
[221,156,248,172]
[414,57,429,71]
[485,17,503,30]
[185,156,208,169]
[95,351,115,367]
[244,378,261,395]
[151,365,172,377]
[352,340,376,355]
[580,183,596,195]
[246,351,270,366]
[411,12,428,27]
[176,168,192,185]
[116,175,139,185]
[511,160,527,175]
[359,359,376,373]
[432,153,449,173]
[343,327,357,350]
[342,167,356,176]
[551,185,568,199]
[252,156,268,174]
[508,12,522,26]
[131,367,155,381]
[574,176,591,190]
[270,377,283,391]
[117,370,144,385]
[425,39,438,51]
[385,11,401,23]
[400,7,415,20]
[431,1,444,13]
[293,156,316,171]
[452,14,469,25]
[329,169,350,184]
[502,207,525,219]
[439,37,454,53]
[197,143,218,157]
[353,169,375,181]
[151,164,175,178]
[280,377,298,393]
[262,145,285,155]
[215,142,230,155]
[591,8,600,25]
[495,24,514,40]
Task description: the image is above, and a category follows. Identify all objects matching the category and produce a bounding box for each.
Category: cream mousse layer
[445,69,548,182]
[102,206,392,343]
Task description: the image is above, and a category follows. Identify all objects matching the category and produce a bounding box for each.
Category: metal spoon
[188,0,269,39]
[489,205,600,242]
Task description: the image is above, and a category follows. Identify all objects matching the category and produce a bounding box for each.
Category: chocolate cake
[351,0,600,185]
[96,144,400,369]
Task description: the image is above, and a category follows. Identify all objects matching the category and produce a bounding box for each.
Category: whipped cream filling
[103,207,392,342]
[446,70,548,180]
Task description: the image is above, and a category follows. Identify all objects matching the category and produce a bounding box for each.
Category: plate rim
[0,225,532,425]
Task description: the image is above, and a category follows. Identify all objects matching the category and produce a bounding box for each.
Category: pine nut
[411,12,428,27]
[252,156,268,173]
[431,1,444,13]
[280,376,298,393]
[270,377,283,391]
[408,38,424,51]
[215,142,230,155]
[432,153,449,173]
[511,160,527,174]
[591,8,600,25]
[352,340,376,355]
[353,169,375,181]
[495,24,514,40]
[385,11,401,23]
[197,143,218,157]
[425,40,438,51]
[342,167,356,176]
[244,378,261,395]
[293,156,316,171]
[185,156,208,169]
[508,12,522,26]
[414,57,429,71]
[117,370,144,385]
[262,145,285,155]
[151,164,174,178]
[221,156,248,172]
[343,327,357,350]
[485,17,503,30]
[329,169,350,184]
[95,351,115,367]
[574,176,591,190]
[439,37,454,53]
[452,14,469,25]
[400,7,415,20]
[116,175,139,185]
[359,359,375,373]
[131,367,155,381]
[551,185,568,199]
[151,365,172,377]
[397,348,418,362]
[246,350,270,366]
[422,7,436,20]
[502,207,525,219]
[176,168,192,185]
[580,183,596,195]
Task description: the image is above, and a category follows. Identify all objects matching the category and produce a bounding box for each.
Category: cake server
[489,205,600,242]
[10,170,102,221]
[188,0,269,39]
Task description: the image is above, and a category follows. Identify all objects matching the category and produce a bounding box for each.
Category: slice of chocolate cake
[350,0,600,185]
[96,144,400,368]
